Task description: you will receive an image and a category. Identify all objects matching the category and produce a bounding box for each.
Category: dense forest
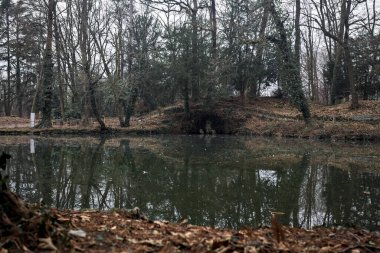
[0,0,379,128]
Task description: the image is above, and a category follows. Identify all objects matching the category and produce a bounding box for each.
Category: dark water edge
[1,135,379,230]
[1,126,380,143]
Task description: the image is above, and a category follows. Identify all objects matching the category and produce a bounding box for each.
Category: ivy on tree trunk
[36,0,55,128]
[122,87,138,127]
[268,1,311,123]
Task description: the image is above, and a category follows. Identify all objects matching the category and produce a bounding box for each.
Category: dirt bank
[1,98,380,141]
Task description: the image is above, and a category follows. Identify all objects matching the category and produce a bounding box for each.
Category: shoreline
[1,126,380,143]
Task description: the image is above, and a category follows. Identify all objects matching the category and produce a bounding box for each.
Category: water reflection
[2,136,380,230]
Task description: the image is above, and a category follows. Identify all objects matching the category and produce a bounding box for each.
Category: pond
[1,135,379,230]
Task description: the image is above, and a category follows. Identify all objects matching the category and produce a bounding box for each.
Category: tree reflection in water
[4,136,380,230]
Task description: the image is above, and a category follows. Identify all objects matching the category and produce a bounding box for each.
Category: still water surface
[1,136,379,230]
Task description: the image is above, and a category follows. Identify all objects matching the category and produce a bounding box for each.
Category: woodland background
[0,0,379,129]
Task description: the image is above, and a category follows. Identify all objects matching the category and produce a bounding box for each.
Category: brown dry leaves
[52,209,380,253]
[235,98,380,140]
[311,100,380,119]
[1,206,380,252]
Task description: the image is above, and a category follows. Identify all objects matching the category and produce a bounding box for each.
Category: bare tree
[250,0,270,97]
[122,0,138,127]
[310,0,362,109]
[78,0,106,130]
[53,1,64,123]
[302,3,321,102]
[1,0,12,116]
[14,1,22,116]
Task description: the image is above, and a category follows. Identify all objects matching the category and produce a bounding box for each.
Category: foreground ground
[1,207,380,253]
[0,98,380,141]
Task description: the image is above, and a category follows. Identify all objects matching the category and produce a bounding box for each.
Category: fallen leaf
[211,239,229,250]
[158,243,181,253]
[21,245,32,253]
[141,239,163,247]
[244,246,258,253]
[98,224,108,231]
[277,242,289,251]
[78,215,90,222]
[56,214,70,223]
[38,237,57,251]
[179,218,188,226]
[152,230,161,235]
[115,235,124,241]
[128,238,139,244]
[68,229,87,238]
[215,246,231,253]
[184,231,193,238]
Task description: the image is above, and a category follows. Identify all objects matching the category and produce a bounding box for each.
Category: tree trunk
[206,0,217,102]
[210,0,217,54]
[330,45,343,104]
[36,0,55,128]
[5,6,11,116]
[345,47,358,108]
[90,82,107,130]
[121,0,137,127]
[15,13,22,117]
[251,0,270,97]
[79,0,91,126]
[122,87,138,127]
[269,1,311,123]
[182,73,191,118]
[191,6,199,101]
[79,0,106,129]
[294,0,301,67]
[115,6,125,126]
[329,0,346,105]
[343,0,359,109]
[182,41,191,118]
[304,12,318,102]
[15,53,22,117]
[54,4,65,123]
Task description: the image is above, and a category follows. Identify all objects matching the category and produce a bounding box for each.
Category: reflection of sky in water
[258,170,277,184]
[2,136,380,230]
[298,165,326,228]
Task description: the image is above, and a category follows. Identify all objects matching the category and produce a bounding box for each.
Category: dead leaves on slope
[47,209,380,253]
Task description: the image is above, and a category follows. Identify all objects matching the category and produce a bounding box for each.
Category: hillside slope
[135,97,380,141]
[1,97,380,141]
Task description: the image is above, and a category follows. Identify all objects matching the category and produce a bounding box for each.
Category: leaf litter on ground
[2,207,379,252]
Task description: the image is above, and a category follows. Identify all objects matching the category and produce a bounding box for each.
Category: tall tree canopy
[0,0,379,125]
